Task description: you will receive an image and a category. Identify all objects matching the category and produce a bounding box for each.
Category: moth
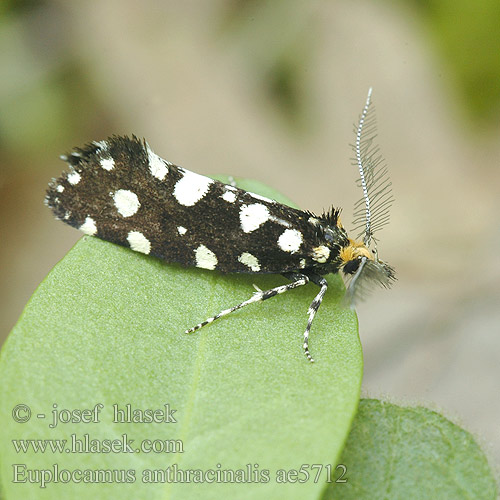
[45,88,394,362]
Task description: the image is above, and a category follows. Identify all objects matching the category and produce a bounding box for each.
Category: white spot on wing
[195,244,217,270]
[127,231,151,254]
[56,185,64,193]
[299,259,306,268]
[79,216,97,236]
[239,203,269,233]
[177,226,187,235]
[268,215,291,228]
[278,229,303,253]
[249,191,274,203]
[147,144,168,180]
[93,140,108,150]
[100,157,115,171]
[312,245,330,263]
[173,170,213,206]
[113,189,140,217]
[238,252,261,271]
[221,191,237,203]
[67,171,81,185]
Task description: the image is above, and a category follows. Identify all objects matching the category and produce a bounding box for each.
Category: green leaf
[323,399,498,500]
[0,179,363,500]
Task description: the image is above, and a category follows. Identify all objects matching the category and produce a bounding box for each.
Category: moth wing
[46,136,319,273]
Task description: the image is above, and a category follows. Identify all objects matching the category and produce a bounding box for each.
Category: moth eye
[324,230,335,243]
[343,258,361,275]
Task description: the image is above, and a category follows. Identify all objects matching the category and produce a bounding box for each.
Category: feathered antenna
[351,88,393,246]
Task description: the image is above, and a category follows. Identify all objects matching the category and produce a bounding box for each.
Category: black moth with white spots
[46,90,395,362]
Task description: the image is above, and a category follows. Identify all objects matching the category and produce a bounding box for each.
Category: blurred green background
[1,0,499,468]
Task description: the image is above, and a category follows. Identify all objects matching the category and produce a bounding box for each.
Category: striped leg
[302,273,328,363]
[185,273,309,334]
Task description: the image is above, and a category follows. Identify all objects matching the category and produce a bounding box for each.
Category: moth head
[340,240,395,305]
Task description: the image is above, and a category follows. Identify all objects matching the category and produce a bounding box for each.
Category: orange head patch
[339,239,373,265]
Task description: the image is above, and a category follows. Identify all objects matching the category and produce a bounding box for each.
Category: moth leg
[301,272,329,363]
[185,272,309,334]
